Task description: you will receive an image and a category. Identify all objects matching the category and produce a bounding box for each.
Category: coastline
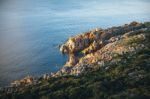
[0,21,150,95]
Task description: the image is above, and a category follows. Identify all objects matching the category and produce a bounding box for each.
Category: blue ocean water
[0,0,149,86]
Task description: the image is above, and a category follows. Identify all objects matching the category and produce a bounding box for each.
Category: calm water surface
[0,0,150,86]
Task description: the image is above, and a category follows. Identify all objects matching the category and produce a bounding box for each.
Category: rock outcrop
[59,28,102,54]
[64,54,79,67]
[60,21,145,54]
[59,21,150,75]
[11,76,35,87]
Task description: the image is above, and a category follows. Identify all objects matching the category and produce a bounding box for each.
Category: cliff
[59,22,149,69]
[0,21,150,99]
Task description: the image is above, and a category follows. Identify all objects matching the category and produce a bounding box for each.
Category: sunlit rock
[64,54,79,67]
[11,76,34,87]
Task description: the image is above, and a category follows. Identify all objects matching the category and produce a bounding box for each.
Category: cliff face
[60,22,144,55]
[59,21,150,75]
[76,28,147,66]
[59,29,99,53]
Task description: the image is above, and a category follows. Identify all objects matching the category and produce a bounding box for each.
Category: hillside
[0,21,150,99]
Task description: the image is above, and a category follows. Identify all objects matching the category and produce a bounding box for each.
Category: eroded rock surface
[60,21,144,54]
[59,21,150,75]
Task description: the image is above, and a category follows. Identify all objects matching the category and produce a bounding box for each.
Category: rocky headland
[58,21,150,75]
[0,21,150,99]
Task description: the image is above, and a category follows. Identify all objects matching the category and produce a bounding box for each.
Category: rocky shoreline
[0,21,150,94]
[58,21,149,74]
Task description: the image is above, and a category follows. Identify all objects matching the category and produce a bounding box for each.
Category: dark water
[0,0,149,87]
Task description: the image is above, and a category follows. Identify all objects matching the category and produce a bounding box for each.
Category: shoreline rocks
[11,76,36,87]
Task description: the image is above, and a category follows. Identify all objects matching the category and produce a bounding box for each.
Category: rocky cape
[0,21,150,99]
[59,21,150,75]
